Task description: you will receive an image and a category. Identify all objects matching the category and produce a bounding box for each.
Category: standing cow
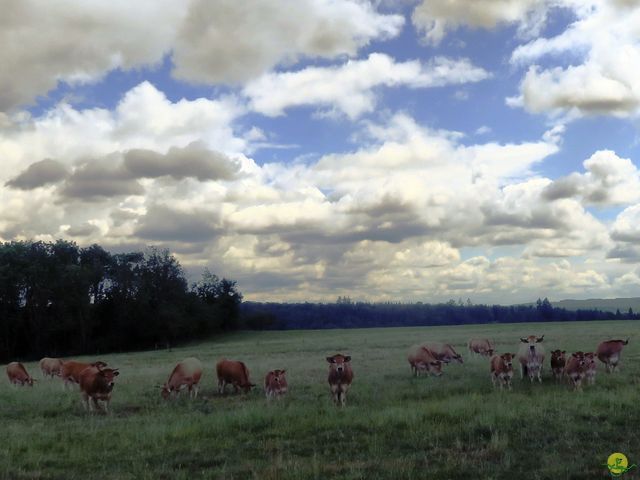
[517,335,545,382]
[327,354,353,407]
[161,357,203,400]
[550,350,566,382]
[423,342,464,364]
[61,360,108,388]
[40,357,64,378]
[490,353,516,390]
[264,369,288,400]
[596,339,629,373]
[7,362,35,386]
[564,352,587,390]
[216,359,255,394]
[468,338,495,358]
[407,345,443,377]
[79,364,120,413]
[584,352,597,385]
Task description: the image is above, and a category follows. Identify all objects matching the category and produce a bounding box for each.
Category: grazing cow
[584,352,597,385]
[39,357,64,378]
[216,359,255,394]
[550,350,566,381]
[61,360,108,388]
[161,357,203,400]
[468,338,495,358]
[407,345,443,377]
[79,365,120,413]
[564,352,587,390]
[596,339,629,373]
[264,369,288,399]
[327,354,353,407]
[422,342,464,364]
[490,353,516,390]
[517,335,545,382]
[6,362,35,386]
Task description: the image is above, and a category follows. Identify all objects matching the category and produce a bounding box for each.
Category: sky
[2,0,640,304]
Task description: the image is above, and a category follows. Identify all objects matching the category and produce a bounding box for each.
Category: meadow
[2,320,639,480]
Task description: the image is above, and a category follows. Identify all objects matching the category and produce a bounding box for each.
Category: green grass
[2,321,640,479]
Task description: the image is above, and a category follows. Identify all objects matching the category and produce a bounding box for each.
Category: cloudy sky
[2,0,640,304]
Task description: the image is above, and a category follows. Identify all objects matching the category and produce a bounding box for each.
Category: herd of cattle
[3,335,630,412]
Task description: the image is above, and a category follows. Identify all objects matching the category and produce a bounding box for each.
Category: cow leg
[193,384,199,399]
[81,392,90,411]
[218,379,225,394]
[520,363,526,380]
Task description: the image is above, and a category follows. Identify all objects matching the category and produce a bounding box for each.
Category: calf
[161,357,203,400]
[584,352,597,385]
[79,365,120,412]
[490,353,515,390]
[216,359,255,394]
[407,345,443,377]
[422,342,464,364]
[517,335,545,383]
[468,338,495,358]
[596,339,629,373]
[7,362,35,386]
[40,357,65,378]
[327,354,353,407]
[264,369,288,400]
[61,360,108,388]
[550,350,566,382]
[564,352,587,390]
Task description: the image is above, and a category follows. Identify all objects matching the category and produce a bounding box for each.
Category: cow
[490,353,516,390]
[216,359,255,394]
[161,357,203,400]
[6,362,35,386]
[563,352,587,390]
[61,360,108,388]
[327,354,353,407]
[550,350,566,381]
[39,357,64,378]
[517,335,545,382]
[596,339,629,373]
[79,364,120,413]
[468,338,495,358]
[264,369,288,400]
[422,342,464,364]
[584,352,597,385]
[407,345,443,377]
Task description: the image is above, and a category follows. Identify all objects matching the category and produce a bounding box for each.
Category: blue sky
[2,0,640,304]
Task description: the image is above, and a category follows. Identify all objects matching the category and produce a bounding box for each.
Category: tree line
[240,297,640,330]
[0,240,241,362]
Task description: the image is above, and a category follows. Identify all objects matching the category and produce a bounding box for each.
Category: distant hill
[551,297,640,313]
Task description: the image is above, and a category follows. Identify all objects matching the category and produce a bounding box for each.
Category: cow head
[485,348,495,357]
[97,368,119,390]
[551,349,566,361]
[327,354,351,374]
[501,353,515,370]
[26,376,36,387]
[242,382,256,393]
[428,360,444,376]
[520,335,544,353]
[160,384,172,399]
[584,352,596,366]
[270,369,287,384]
[571,351,586,367]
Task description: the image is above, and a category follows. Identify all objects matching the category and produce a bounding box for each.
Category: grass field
[2,320,640,480]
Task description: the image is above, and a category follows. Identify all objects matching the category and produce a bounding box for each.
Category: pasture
[2,320,640,480]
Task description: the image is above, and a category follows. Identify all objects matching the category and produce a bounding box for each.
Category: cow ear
[571,352,578,357]
[326,357,335,363]
[281,369,286,374]
[344,356,351,362]
[536,335,544,342]
[113,370,120,376]
[520,338,528,343]
[562,350,566,354]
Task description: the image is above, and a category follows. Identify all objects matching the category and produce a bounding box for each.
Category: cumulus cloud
[6,159,68,190]
[134,204,220,243]
[243,53,490,118]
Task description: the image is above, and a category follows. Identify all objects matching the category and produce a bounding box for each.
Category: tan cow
[550,350,566,381]
[327,354,353,407]
[61,360,108,388]
[161,357,203,400]
[564,352,587,390]
[490,353,516,390]
[216,359,255,394]
[6,362,35,386]
[596,339,629,373]
[423,342,464,364]
[39,357,64,378]
[584,352,597,385]
[468,338,495,358]
[264,369,288,399]
[407,345,443,377]
[517,335,545,382]
[79,365,120,413]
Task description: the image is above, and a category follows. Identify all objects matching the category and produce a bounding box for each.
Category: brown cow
[407,345,443,377]
[161,357,203,400]
[517,335,545,382]
[423,342,464,364]
[550,350,566,381]
[564,352,587,390]
[61,360,108,388]
[39,357,64,378]
[79,365,120,413]
[264,369,288,399]
[216,359,255,394]
[6,362,35,386]
[490,353,516,390]
[584,352,597,385]
[596,339,629,373]
[327,354,353,407]
[468,338,495,358]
